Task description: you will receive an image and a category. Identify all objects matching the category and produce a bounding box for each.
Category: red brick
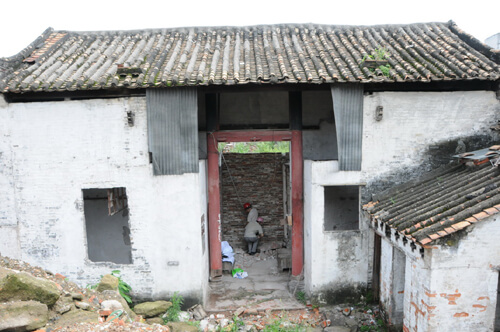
[453,312,469,317]
[472,304,487,312]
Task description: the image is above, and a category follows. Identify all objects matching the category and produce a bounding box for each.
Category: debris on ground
[0,255,385,331]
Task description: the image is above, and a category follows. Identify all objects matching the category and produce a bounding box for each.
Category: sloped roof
[364,152,500,246]
[1,21,499,94]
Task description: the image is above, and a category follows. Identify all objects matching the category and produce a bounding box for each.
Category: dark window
[83,188,132,264]
[324,186,359,231]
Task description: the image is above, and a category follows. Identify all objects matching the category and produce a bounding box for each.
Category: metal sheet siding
[331,84,363,171]
[147,88,199,175]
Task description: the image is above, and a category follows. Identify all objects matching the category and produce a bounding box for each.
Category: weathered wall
[362,90,499,201]
[374,199,500,332]
[220,153,288,250]
[417,215,500,332]
[304,160,369,304]
[305,90,499,304]
[379,238,406,329]
[0,96,207,304]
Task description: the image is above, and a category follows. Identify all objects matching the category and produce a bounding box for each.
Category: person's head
[257,217,263,223]
[243,202,252,213]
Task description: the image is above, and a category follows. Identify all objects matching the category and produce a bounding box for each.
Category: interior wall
[219,91,289,128]
[220,153,288,251]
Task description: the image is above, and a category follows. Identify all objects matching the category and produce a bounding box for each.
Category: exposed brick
[453,312,469,317]
[472,304,487,312]
[220,153,288,250]
[425,291,437,298]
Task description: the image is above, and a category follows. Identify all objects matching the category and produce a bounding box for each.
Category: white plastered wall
[362,91,499,179]
[412,215,500,332]
[0,96,207,301]
[304,90,499,302]
[304,160,369,301]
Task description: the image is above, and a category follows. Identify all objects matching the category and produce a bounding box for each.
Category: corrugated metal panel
[147,88,199,175]
[331,84,364,171]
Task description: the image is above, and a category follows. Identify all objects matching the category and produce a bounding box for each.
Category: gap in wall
[324,186,360,231]
[83,188,132,264]
[220,150,290,254]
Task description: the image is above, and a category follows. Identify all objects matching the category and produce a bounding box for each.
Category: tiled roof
[1,21,499,93]
[364,150,500,246]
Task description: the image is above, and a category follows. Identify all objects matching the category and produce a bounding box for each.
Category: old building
[0,20,499,323]
[364,147,500,331]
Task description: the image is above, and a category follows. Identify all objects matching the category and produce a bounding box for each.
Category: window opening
[324,185,359,231]
[83,188,132,264]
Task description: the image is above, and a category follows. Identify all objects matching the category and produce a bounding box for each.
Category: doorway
[206,139,305,311]
[207,130,303,278]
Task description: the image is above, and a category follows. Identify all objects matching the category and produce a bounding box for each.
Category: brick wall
[220,153,289,250]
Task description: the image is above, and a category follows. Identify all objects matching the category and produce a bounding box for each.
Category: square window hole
[324,185,359,231]
[83,188,132,264]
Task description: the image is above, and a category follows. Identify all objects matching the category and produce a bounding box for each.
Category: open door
[207,130,303,280]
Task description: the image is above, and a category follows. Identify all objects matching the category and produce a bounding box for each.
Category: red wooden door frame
[207,130,303,279]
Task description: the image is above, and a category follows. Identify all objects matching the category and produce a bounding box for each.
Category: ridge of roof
[1,21,499,93]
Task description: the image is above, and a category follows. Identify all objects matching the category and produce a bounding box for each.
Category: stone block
[0,301,48,331]
[0,268,60,306]
[134,300,172,318]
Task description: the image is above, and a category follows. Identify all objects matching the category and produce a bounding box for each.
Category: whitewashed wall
[410,215,500,332]
[0,96,206,302]
[303,160,369,302]
[363,91,499,179]
[304,90,499,303]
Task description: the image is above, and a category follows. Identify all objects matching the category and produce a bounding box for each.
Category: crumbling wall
[220,153,288,251]
[0,97,207,304]
[362,90,500,203]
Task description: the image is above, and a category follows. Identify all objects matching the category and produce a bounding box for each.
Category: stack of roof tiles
[0,21,499,93]
[364,155,500,246]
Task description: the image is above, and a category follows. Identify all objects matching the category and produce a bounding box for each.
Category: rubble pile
[0,255,383,331]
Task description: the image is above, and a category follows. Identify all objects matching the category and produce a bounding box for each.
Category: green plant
[221,316,245,332]
[295,290,306,304]
[219,141,290,154]
[363,47,390,62]
[262,317,301,332]
[164,292,184,322]
[362,47,391,78]
[111,270,133,304]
